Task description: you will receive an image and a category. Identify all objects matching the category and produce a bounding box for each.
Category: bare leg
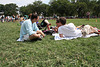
[36,30,45,37]
[29,34,41,40]
[90,26,98,34]
[47,24,50,30]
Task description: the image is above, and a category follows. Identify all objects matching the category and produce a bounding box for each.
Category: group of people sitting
[18,13,100,41]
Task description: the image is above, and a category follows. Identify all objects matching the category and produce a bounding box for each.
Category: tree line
[0,0,100,18]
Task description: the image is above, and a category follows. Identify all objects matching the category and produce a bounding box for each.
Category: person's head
[56,17,66,27]
[31,13,39,23]
[28,13,32,19]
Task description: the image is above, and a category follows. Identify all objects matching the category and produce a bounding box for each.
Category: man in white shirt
[56,17,82,37]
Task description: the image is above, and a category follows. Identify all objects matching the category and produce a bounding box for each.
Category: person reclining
[76,24,100,36]
[56,17,100,38]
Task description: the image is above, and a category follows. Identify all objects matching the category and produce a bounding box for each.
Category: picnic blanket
[52,33,99,40]
[17,33,99,41]
[17,34,29,42]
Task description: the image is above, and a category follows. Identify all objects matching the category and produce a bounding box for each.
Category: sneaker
[37,37,42,40]
[31,37,42,41]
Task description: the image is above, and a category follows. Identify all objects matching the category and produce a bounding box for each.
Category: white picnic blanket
[17,34,29,42]
[52,33,98,40]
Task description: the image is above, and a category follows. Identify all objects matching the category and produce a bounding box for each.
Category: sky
[0,0,50,7]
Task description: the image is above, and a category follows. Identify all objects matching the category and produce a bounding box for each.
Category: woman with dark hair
[19,13,45,41]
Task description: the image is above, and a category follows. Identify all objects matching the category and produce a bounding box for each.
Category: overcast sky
[0,0,50,7]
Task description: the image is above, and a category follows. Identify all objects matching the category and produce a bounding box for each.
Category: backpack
[43,30,55,35]
[40,19,47,27]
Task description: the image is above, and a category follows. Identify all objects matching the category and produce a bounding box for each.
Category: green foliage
[20,1,49,16]
[75,2,87,17]
[20,4,33,15]
[18,0,100,17]
[0,19,100,66]
[0,0,100,17]
[93,4,100,17]
[4,3,18,16]
[0,4,5,12]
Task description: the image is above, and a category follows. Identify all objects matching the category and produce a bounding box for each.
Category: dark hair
[59,17,66,25]
[31,13,38,20]
[28,13,32,19]
[56,18,59,23]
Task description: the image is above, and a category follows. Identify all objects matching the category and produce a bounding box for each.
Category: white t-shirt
[58,23,82,37]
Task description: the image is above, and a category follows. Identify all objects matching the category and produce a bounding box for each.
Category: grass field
[0,19,100,67]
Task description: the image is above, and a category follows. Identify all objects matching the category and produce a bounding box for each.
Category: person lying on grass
[55,17,100,38]
[20,13,45,41]
[76,24,100,36]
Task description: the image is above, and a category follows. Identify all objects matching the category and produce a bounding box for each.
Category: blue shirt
[20,19,39,40]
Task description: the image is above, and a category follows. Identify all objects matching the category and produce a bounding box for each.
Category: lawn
[0,19,100,67]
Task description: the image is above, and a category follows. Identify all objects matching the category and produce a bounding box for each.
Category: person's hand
[38,34,41,38]
[42,34,45,37]
[59,34,63,38]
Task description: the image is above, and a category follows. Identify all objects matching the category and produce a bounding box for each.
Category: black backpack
[40,19,47,27]
[43,30,55,35]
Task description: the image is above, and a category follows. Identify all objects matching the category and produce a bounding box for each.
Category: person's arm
[58,27,63,37]
[76,25,82,29]
[25,22,36,35]
[54,27,58,33]
[34,22,39,31]
[59,34,63,38]
[76,25,85,29]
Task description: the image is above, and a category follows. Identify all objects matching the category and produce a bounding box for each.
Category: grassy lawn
[0,19,100,67]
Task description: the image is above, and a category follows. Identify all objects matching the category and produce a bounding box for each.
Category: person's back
[20,19,39,40]
[58,23,82,37]
[56,17,82,37]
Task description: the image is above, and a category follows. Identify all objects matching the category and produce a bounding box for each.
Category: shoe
[31,37,42,41]
[37,37,42,40]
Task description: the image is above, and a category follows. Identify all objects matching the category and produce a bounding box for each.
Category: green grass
[0,19,100,67]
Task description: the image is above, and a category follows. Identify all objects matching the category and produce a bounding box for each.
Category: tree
[20,1,49,16]
[0,4,5,12]
[49,0,70,16]
[32,1,43,14]
[97,0,100,4]
[76,2,87,18]
[93,4,100,17]
[40,4,49,16]
[4,3,18,16]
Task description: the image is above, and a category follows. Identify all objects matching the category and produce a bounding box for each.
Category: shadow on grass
[16,38,42,43]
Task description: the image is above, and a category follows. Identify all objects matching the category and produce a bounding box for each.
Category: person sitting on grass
[20,15,24,25]
[37,19,51,31]
[19,13,45,41]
